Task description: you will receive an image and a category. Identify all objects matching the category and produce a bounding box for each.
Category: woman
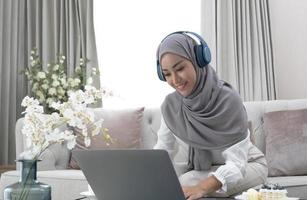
[154,31,268,199]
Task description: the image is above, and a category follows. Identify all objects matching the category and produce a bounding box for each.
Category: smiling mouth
[176,82,186,90]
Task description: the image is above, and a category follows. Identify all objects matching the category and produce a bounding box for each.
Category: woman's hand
[182,175,222,200]
[182,185,207,200]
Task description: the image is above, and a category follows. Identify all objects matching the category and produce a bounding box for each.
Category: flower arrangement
[20,85,111,160]
[6,86,111,200]
[23,48,99,114]
[6,49,112,200]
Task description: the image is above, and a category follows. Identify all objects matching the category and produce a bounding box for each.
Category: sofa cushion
[264,109,307,176]
[248,121,256,144]
[69,107,145,169]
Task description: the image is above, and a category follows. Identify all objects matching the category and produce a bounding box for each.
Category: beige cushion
[69,107,145,169]
[264,109,307,176]
[248,121,256,144]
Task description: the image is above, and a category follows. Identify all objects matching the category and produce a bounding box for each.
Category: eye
[163,73,170,77]
[176,66,184,71]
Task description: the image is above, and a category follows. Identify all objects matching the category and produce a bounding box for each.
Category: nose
[171,73,181,85]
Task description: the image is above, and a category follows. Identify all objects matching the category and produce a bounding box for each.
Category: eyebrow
[162,60,184,71]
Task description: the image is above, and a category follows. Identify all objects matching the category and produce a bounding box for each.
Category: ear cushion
[186,31,211,68]
[194,40,211,68]
[203,45,211,66]
[194,45,206,67]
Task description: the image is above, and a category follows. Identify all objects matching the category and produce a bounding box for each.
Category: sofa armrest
[15,118,70,170]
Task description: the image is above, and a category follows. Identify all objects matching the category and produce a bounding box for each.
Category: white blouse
[154,116,251,192]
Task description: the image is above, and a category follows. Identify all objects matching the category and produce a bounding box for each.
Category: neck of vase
[19,160,37,183]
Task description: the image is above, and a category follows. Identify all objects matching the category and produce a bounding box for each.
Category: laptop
[72,149,186,200]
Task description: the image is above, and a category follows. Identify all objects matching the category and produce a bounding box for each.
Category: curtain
[201,0,276,101]
[0,0,98,165]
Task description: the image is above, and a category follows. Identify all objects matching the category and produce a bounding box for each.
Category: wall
[94,0,201,108]
[269,0,307,99]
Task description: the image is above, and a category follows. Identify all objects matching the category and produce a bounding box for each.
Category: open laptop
[72,149,186,200]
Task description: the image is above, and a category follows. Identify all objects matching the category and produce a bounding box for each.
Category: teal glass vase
[3,160,51,200]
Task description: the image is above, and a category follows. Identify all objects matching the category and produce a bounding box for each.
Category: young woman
[154,31,268,199]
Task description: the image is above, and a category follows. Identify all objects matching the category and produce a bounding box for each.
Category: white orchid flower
[19,79,109,159]
[50,101,62,110]
[21,96,39,107]
[37,71,46,79]
[48,88,57,95]
[84,136,91,147]
[20,150,36,160]
[52,74,58,79]
[66,138,76,150]
[52,80,60,87]
[87,77,93,85]
[41,84,49,90]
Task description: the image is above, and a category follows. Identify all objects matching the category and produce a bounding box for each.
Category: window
[94,0,200,108]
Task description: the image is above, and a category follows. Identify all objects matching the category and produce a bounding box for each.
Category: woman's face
[161,53,197,97]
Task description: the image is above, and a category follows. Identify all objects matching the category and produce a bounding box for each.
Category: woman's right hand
[182,185,207,200]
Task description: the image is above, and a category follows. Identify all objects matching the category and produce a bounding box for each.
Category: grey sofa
[1,99,307,199]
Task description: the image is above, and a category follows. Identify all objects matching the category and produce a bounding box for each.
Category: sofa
[1,99,307,199]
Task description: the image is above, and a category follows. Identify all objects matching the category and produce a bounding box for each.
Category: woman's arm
[153,115,177,159]
[211,132,250,192]
[182,132,251,199]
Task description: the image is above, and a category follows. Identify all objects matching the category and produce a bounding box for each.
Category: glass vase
[3,160,51,200]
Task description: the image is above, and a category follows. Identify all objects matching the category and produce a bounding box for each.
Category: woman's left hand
[182,185,206,200]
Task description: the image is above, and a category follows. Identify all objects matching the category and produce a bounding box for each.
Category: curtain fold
[201,0,276,101]
[0,0,98,165]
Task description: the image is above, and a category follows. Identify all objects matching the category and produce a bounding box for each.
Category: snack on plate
[240,184,288,200]
[259,183,287,200]
[246,188,260,200]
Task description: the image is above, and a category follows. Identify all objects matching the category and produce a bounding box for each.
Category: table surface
[201,198,235,200]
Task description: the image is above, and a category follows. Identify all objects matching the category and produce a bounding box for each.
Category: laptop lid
[72,149,186,200]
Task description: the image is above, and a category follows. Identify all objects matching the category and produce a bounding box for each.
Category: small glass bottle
[3,160,51,200]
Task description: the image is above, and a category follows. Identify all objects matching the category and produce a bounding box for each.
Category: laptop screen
[72,149,186,200]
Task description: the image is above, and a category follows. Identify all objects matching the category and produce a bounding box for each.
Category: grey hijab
[158,33,248,171]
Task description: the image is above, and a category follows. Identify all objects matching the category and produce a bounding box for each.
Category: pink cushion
[264,109,307,176]
[69,107,145,169]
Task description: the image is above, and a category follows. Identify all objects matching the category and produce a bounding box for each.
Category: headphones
[156,31,211,81]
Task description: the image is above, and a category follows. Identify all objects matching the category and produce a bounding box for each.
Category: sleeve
[209,131,251,192]
[153,115,178,160]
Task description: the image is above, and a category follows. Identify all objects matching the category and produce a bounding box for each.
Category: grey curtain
[201,0,276,101]
[0,0,99,165]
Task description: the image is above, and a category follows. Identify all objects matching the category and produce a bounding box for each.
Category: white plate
[80,191,97,200]
[235,194,299,200]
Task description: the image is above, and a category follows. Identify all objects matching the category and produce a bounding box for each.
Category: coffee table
[202,198,235,200]
[79,191,235,200]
